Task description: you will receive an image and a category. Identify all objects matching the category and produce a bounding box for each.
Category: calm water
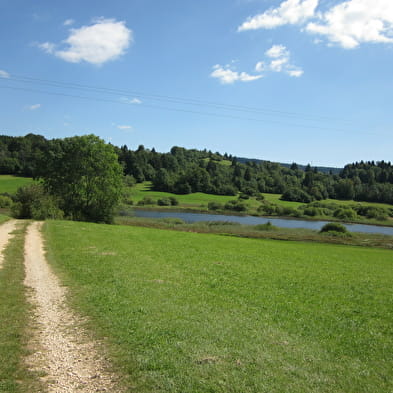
[134,209,393,236]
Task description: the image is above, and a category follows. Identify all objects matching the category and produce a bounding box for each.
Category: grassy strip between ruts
[44,220,393,393]
[0,221,40,393]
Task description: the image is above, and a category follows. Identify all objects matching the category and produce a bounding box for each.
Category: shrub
[224,200,247,212]
[320,222,348,234]
[169,196,179,206]
[157,198,171,206]
[208,202,223,211]
[281,188,313,203]
[0,195,13,208]
[333,208,357,220]
[11,184,63,220]
[254,221,277,231]
[238,193,250,200]
[137,196,156,206]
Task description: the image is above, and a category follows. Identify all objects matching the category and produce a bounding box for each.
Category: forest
[1,133,393,205]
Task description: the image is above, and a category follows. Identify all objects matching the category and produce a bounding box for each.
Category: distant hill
[235,157,342,174]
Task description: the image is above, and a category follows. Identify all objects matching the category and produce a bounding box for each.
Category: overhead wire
[0,83,357,133]
[2,73,350,123]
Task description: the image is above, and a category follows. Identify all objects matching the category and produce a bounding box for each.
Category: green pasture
[44,221,393,393]
[0,176,33,195]
[128,182,301,210]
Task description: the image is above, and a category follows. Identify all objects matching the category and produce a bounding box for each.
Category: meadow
[0,175,33,195]
[44,220,393,393]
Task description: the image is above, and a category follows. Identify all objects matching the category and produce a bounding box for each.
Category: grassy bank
[115,216,393,250]
[0,221,38,393]
[125,182,393,227]
[44,220,393,393]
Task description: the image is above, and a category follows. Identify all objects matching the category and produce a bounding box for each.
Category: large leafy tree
[37,134,123,223]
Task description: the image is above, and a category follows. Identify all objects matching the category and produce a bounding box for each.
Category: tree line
[1,133,393,205]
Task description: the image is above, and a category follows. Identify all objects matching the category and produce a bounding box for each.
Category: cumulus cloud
[238,0,393,49]
[28,104,41,110]
[210,64,263,84]
[0,69,10,78]
[212,45,303,83]
[238,0,318,31]
[117,125,132,130]
[265,44,289,58]
[261,45,303,76]
[38,18,133,65]
[306,0,393,48]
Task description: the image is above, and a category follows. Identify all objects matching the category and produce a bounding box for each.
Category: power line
[0,84,356,133]
[2,73,350,123]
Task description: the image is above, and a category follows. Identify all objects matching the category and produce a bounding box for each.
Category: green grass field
[44,220,393,393]
[0,176,33,195]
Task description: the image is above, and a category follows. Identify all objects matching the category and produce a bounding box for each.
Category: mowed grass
[44,221,393,393]
[129,182,238,207]
[129,182,300,210]
[0,175,33,194]
[0,222,38,393]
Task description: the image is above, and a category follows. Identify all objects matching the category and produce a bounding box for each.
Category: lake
[133,209,393,236]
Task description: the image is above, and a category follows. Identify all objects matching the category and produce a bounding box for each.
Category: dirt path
[0,219,17,269]
[24,222,122,393]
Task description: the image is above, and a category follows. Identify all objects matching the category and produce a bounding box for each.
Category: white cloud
[0,69,10,78]
[120,97,142,104]
[287,69,304,77]
[28,104,41,110]
[238,0,319,31]
[63,19,75,26]
[258,45,304,76]
[117,125,132,130]
[38,18,133,65]
[37,42,56,54]
[265,44,289,58]
[306,0,393,48]
[269,57,289,71]
[210,64,263,84]
[255,61,265,72]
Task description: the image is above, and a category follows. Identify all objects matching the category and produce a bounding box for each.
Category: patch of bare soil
[0,219,18,269]
[24,222,123,393]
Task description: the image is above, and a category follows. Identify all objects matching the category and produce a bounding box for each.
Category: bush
[11,184,63,220]
[157,198,171,206]
[0,195,13,208]
[254,221,277,231]
[224,200,247,212]
[238,193,250,200]
[320,222,348,234]
[333,208,357,220]
[169,196,179,206]
[137,196,156,206]
[208,202,223,211]
[281,188,313,203]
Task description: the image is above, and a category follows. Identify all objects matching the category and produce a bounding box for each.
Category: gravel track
[24,222,122,393]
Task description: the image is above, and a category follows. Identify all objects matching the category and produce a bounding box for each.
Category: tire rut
[24,222,122,393]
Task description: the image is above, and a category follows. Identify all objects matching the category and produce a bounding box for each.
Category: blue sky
[0,0,392,167]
